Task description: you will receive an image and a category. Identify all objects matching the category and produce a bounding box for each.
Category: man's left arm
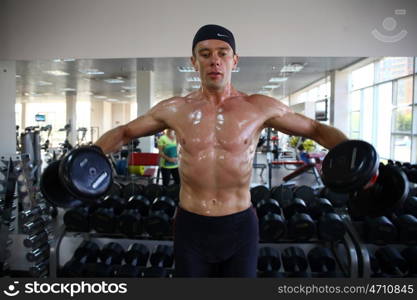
[259,96,348,149]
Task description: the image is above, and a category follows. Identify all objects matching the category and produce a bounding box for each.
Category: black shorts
[173,206,259,277]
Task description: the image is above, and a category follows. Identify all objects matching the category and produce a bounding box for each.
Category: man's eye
[220,52,227,56]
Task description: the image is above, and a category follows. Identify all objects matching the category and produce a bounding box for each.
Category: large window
[348,57,417,163]
[349,91,361,139]
[375,57,414,83]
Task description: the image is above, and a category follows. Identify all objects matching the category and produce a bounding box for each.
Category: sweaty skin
[95,39,348,216]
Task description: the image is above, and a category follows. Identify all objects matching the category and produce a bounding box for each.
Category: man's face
[191,39,239,91]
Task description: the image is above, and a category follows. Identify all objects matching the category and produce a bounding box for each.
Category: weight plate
[322,140,379,193]
[60,147,112,199]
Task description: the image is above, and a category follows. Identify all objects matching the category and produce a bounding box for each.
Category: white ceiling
[15,56,363,104]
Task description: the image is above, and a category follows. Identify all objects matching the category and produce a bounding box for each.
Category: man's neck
[200,84,238,105]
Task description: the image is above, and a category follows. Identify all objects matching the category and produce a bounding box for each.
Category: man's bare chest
[172,104,265,153]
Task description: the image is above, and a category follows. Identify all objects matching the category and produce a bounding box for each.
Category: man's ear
[190,55,198,72]
[233,54,239,70]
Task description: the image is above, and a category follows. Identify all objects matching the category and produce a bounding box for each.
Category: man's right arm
[94,98,177,154]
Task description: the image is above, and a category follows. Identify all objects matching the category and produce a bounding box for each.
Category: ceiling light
[191,85,201,89]
[186,77,201,82]
[280,63,304,73]
[104,78,125,84]
[37,81,53,86]
[44,70,69,76]
[107,98,119,102]
[125,95,136,98]
[178,66,196,73]
[94,95,107,99]
[269,77,288,83]
[122,86,136,90]
[263,84,280,89]
[79,69,105,75]
[257,90,270,95]
[53,58,76,62]
[61,88,76,92]
[16,75,21,78]
[24,92,30,96]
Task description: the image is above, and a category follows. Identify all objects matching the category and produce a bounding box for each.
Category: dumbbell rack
[48,224,174,278]
[0,152,56,278]
[0,155,18,276]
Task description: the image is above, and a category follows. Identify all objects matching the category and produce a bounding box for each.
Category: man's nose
[210,54,221,65]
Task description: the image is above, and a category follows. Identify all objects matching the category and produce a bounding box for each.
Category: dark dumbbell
[320,187,349,208]
[126,195,151,217]
[118,209,143,237]
[143,245,174,277]
[256,198,286,242]
[40,146,112,208]
[392,214,417,244]
[61,241,100,277]
[30,261,49,277]
[369,250,382,276]
[20,203,51,222]
[401,247,417,276]
[259,212,286,242]
[364,216,397,244]
[85,242,124,277]
[108,181,123,197]
[322,140,409,217]
[164,184,180,202]
[143,184,165,201]
[63,204,99,232]
[24,228,51,248]
[317,213,346,241]
[280,197,308,219]
[26,243,50,263]
[90,195,126,233]
[308,247,336,275]
[102,194,127,214]
[250,185,270,206]
[144,196,176,238]
[287,213,316,241]
[403,165,417,183]
[308,198,334,220]
[122,182,144,200]
[257,247,282,277]
[402,196,417,217]
[281,246,308,277]
[375,247,408,276]
[256,198,281,219]
[22,215,52,234]
[117,243,150,278]
[293,185,316,206]
[270,185,293,204]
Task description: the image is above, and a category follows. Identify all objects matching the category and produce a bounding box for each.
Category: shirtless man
[95,24,348,277]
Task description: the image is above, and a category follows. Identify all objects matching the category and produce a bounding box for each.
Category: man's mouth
[208,72,222,77]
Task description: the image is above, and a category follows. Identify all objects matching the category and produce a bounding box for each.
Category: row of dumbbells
[64,193,177,239]
[20,202,56,277]
[369,246,417,277]
[386,160,417,183]
[251,185,347,242]
[64,182,179,237]
[354,211,417,245]
[61,241,174,278]
[257,246,344,277]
